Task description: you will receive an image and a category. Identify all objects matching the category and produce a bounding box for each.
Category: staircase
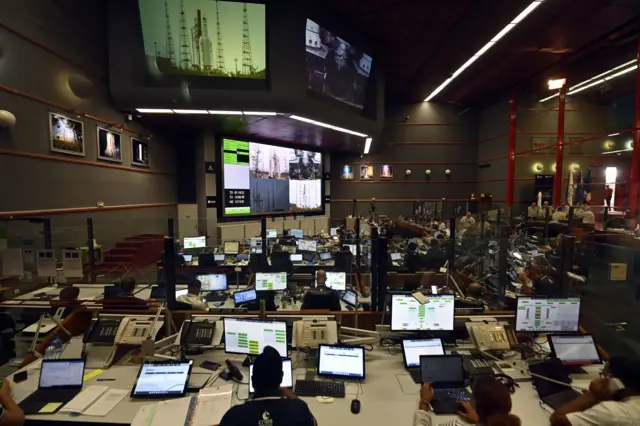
[96,234,165,273]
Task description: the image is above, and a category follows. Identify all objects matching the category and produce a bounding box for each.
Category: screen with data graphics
[223,318,287,357]
[391,295,455,331]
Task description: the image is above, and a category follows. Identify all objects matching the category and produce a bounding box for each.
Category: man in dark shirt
[301,270,342,311]
[270,244,293,273]
[404,242,427,272]
[219,346,316,426]
[525,266,558,296]
[111,277,147,309]
[425,239,446,270]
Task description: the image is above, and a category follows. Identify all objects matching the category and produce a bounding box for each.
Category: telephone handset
[114,318,154,345]
[83,318,123,344]
[466,322,518,351]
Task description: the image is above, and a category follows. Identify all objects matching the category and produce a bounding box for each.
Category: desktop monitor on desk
[255,272,287,291]
[319,252,332,261]
[224,241,240,255]
[184,236,206,250]
[324,272,346,291]
[298,239,317,252]
[214,254,226,263]
[291,229,304,239]
[223,318,287,357]
[291,254,303,262]
[197,274,228,291]
[330,227,338,236]
[515,297,580,332]
[267,229,277,239]
[346,244,357,255]
[390,294,455,331]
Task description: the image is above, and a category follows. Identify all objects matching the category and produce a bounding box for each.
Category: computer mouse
[350,399,361,414]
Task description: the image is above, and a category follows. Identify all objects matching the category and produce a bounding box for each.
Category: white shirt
[414,410,466,426]
[566,396,640,426]
[460,216,475,230]
[582,211,595,224]
[177,293,207,310]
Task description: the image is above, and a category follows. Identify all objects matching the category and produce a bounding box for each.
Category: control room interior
[1,1,640,425]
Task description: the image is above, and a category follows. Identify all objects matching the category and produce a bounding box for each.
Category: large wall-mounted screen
[222,138,323,217]
[138,0,266,79]
[305,19,373,109]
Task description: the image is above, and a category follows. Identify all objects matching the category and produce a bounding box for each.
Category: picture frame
[49,112,85,156]
[532,136,554,154]
[96,127,123,163]
[340,165,354,180]
[380,164,393,179]
[132,138,150,167]
[360,165,374,180]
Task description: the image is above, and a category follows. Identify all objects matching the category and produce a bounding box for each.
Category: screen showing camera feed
[138,0,266,79]
[305,19,372,109]
[222,138,322,216]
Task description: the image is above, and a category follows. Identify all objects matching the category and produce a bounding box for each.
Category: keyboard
[434,387,471,401]
[409,369,422,383]
[294,380,345,398]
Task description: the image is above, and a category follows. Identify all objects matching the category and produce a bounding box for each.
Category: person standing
[459,211,476,232]
[604,185,613,211]
[528,201,540,219]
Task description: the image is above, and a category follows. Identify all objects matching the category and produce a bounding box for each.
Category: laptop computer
[19,359,86,414]
[529,359,582,409]
[291,254,304,264]
[402,339,445,383]
[420,355,471,414]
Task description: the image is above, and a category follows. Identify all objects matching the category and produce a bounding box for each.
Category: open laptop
[291,254,304,264]
[548,334,602,374]
[19,359,86,414]
[420,355,471,414]
[402,339,445,383]
[529,359,582,409]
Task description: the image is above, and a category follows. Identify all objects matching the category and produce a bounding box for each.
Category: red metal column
[553,85,567,206]
[507,90,517,208]
[629,32,640,225]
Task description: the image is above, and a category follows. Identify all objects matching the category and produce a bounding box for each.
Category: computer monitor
[509,267,519,281]
[515,297,580,332]
[549,334,602,365]
[341,290,358,307]
[401,339,445,368]
[291,229,303,239]
[298,239,317,252]
[131,361,193,398]
[255,272,287,291]
[223,318,287,357]
[184,236,206,249]
[214,254,226,262]
[390,253,402,261]
[267,229,277,239]
[346,244,357,255]
[325,272,346,291]
[196,274,228,291]
[237,253,249,261]
[182,254,193,262]
[419,355,465,385]
[319,252,332,261]
[390,294,455,331]
[249,359,292,394]
[224,241,240,255]
[291,254,303,262]
[233,288,257,305]
[317,345,365,379]
[39,359,85,389]
[330,227,338,236]
[175,289,188,298]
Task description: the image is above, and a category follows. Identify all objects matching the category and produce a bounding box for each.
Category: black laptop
[420,355,472,414]
[529,359,582,409]
[19,359,86,414]
[401,338,445,383]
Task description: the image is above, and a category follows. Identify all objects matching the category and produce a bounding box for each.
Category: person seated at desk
[219,346,316,426]
[550,356,640,426]
[581,205,595,224]
[249,252,270,273]
[538,201,554,218]
[54,286,82,316]
[176,280,207,311]
[301,270,341,311]
[425,240,446,269]
[552,206,567,222]
[460,282,489,312]
[270,244,293,272]
[278,229,297,246]
[528,201,540,219]
[0,378,25,426]
[523,265,557,296]
[334,245,354,271]
[404,242,427,273]
[415,377,520,426]
[111,277,147,308]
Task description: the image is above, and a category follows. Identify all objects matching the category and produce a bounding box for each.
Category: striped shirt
[414,410,467,426]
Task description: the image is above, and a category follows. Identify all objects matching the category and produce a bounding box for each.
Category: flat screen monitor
[346,244,356,255]
[175,289,188,298]
[214,254,226,262]
[184,236,206,249]
[341,290,358,307]
[325,272,346,291]
[317,345,365,379]
[549,334,602,365]
[319,252,332,261]
[221,138,322,217]
[391,294,455,331]
[401,339,445,368]
[223,318,287,357]
[224,241,240,254]
[267,229,277,239]
[255,272,287,291]
[390,253,402,261]
[249,359,293,394]
[291,229,303,239]
[515,297,580,332]
[138,1,266,80]
[298,239,317,252]
[196,274,228,292]
[291,254,303,262]
[39,359,85,389]
[182,254,193,262]
[330,227,338,236]
[131,361,193,398]
[233,288,257,305]
[305,19,373,109]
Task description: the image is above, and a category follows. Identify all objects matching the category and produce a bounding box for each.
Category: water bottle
[45,334,63,359]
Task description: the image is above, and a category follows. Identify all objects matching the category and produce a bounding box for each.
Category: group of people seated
[528,201,595,224]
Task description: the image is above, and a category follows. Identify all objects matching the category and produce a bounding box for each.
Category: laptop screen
[39,359,85,389]
[550,334,601,365]
[317,345,365,379]
[420,355,464,384]
[402,339,445,368]
[291,254,303,262]
[319,252,332,261]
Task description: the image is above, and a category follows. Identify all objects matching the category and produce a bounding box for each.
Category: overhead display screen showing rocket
[222,138,323,217]
[138,0,266,79]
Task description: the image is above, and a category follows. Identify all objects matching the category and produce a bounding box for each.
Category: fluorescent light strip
[425,1,544,102]
[568,59,636,91]
[136,108,174,113]
[242,111,278,116]
[289,115,368,138]
[603,148,632,155]
[364,137,372,154]
[608,133,620,137]
[172,109,209,114]
[208,110,243,115]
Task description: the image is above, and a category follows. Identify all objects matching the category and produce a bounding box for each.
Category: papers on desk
[60,385,109,413]
[132,397,195,426]
[83,389,129,416]
[191,385,233,426]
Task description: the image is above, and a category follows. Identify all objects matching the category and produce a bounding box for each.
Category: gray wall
[0,1,177,250]
[330,103,478,219]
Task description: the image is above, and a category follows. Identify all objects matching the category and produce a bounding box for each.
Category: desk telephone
[292,320,338,348]
[466,322,518,351]
[114,318,155,345]
[83,318,123,344]
[178,320,219,347]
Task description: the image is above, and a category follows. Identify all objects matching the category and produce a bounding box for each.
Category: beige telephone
[292,320,338,348]
[114,318,154,345]
[466,322,518,351]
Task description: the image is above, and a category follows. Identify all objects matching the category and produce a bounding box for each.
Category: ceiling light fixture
[364,137,372,154]
[242,111,278,116]
[424,1,545,102]
[608,133,620,137]
[539,59,638,102]
[136,108,174,113]
[602,148,633,155]
[172,109,209,114]
[289,115,368,138]
[208,110,244,115]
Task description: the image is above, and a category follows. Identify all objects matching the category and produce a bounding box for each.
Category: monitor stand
[564,365,587,375]
[242,355,256,367]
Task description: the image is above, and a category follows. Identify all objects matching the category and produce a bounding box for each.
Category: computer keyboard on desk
[294,380,345,398]
[434,388,471,401]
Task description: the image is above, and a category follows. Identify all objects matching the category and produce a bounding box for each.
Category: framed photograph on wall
[340,165,353,180]
[49,112,85,156]
[532,136,554,154]
[132,138,149,167]
[360,165,374,180]
[380,164,393,179]
[96,127,123,163]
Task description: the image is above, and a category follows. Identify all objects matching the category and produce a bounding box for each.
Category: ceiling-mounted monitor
[138,0,266,80]
[221,138,323,217]
[305,19,373,109]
